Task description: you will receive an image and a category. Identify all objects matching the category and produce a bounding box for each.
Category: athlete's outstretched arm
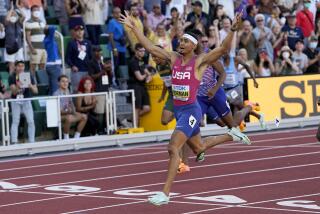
[120,11,174,61]
[208,61,226,99]
[200,12,243,67]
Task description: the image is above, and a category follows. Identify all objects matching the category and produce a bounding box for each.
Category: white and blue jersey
[222,57,240,89]
[197,66,230,120]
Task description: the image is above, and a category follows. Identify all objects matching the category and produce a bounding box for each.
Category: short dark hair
[170,7,178,13]
[58,74,69,82]
[31,5,39,11]
[135,43,144,50]
[186,30,203,39]
[15,60,25,66]
[246,5,255,15]
[129,3,138,10]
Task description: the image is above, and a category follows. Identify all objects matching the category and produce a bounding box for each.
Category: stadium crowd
[0,0,319,142]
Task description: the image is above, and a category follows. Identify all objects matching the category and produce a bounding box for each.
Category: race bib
[225,73,238,86]
[172,84,190,101]
[17,94,24,99]
[102,75,109,85]
[161,76,172,87]
[189,115,197,128]
[78,51,86,60]
[230,89,239,99]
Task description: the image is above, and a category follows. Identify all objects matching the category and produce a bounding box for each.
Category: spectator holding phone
[252,48,276,77]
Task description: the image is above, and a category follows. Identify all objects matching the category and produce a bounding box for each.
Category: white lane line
[239,205,320,213]
[0,133,315,172]
[0,195,73,208]
[182,207,232,214]
[61,201,146,214]
[85,163,320,196]
[240,192,320,206]
[0,127,315,164]
[3,148,320,182]
[174,177,320,199]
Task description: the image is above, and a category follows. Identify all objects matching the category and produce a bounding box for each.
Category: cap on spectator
[286,11,296,18]
[92,45,102,52]
[192,1,203,7]
[279,46,293,55]
[258,48,267,54]
[310,35,318,41]
[295,39,304,45]
[14,60,25,66]
[73,25,84,30]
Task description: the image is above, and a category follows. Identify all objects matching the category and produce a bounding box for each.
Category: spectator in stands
[251,48,276,77]
[107,6,127,70]
[81,0,105,45]
[272,23,287,57]
[44,26,61,95]
[9,61,38,144]
[185,1,209,32]
[124,3,143,52]
[166,7,184,30]
[88,46,112,93]
[24,0,47,23]
[0,0,8,24]
[296,0,314,39]
[76,76,98,136]
[275,46,300,75]
[282,12,304,51]
[164,0,187,18]
[144,0,161,13]
[66,24,92,93]
[128,43,152,126]
[253,13,275,61]
[171,23,184,51]
[238,20,257,61]
[258,0,273,16]
[210,4,224,29]
[25,5,47,78]
[292,39,309,74]
[53,0,69,35]
[147,3,165,31]
[304,35,320,73]
[4,2,25,74]
[65,0,85,36]
[54,74,87,139]
[0,76,10,99]
[219,16,232,42]
[88,52,112,134]
[207,24,219,50]
[245,4,258,28]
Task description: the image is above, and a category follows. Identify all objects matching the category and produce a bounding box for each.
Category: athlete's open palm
[119,11,135,29]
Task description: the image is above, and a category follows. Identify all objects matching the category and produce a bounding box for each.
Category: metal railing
[23,21,65,73]
[1,90,135,146]
[0,100,5,146]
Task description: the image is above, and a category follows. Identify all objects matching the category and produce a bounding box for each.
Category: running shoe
[196,151,205,162]
[244,100,260,111]
[239,121,246,132]
[259,113,266,129]
[148,192,170,206]
[228,127,251,145]
[178,162,190,173]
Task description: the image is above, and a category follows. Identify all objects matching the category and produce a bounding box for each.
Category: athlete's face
[178,37,196,55]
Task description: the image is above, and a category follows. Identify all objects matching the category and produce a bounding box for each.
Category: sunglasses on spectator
[202,40,209,43]
[209,28,215,31]
[256,19,264,22]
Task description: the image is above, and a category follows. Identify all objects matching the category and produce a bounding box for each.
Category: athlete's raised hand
[231,10,243,31]
[119,10,135,29]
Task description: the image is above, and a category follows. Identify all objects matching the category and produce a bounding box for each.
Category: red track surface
[0,128,320,214]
